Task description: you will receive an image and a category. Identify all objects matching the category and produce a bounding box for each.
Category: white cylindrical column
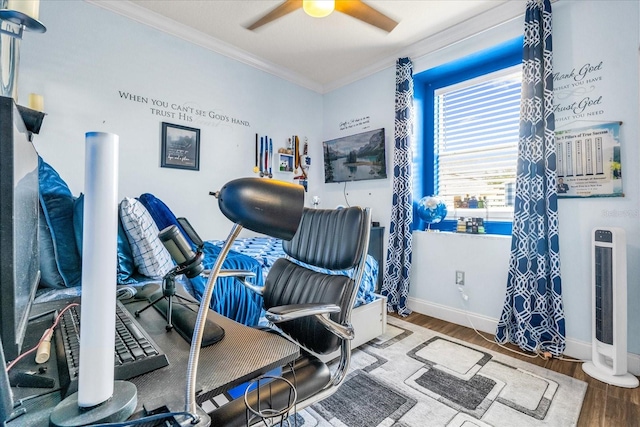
[78,132,119,407]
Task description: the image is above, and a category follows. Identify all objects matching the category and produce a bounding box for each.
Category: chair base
[209,354,331,427]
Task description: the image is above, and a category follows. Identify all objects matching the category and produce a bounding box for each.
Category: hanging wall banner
[555,121,622,198]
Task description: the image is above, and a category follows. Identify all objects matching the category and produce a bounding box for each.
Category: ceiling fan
[246,0,399,32]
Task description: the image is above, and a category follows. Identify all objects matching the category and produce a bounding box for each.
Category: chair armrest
[218,269,256,279]
[201,269,263,295]
[202,269,256,279]
[266,304,354,340]
[266,303,340,321]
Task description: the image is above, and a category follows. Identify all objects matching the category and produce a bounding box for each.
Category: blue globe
[417,196,448,227]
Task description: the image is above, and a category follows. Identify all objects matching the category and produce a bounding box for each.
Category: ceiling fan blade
[335,0,398,32]
[246,0,303,30]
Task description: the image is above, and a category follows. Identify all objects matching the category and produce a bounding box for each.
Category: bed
[33,157,387,351]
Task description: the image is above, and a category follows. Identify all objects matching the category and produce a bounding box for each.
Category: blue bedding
[186,242,265,326]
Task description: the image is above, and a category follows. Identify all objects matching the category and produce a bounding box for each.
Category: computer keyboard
[55,299,169,396]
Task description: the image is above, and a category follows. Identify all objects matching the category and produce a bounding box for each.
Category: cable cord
[90,411,197,427]
[538,338,587,363]
[5,303,79,372]
[342,181,351,207]
[457,289,584,363]
[457,291,538,359]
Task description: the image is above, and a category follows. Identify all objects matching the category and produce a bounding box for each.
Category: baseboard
[408,296,640,376]
[407,297,498,336]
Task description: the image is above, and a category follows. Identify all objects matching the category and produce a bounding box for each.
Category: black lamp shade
[217,178,304,240]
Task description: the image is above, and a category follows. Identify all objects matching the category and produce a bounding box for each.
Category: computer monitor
[0,96,41,363]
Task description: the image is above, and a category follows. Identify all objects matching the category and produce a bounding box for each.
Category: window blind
[434,67,521,213]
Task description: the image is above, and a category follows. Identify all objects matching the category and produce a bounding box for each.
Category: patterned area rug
[278,317,586,427]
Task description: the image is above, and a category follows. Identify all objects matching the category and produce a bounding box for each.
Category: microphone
[153,224,222,349]
[159,225,204,278]
[35,329,53,364]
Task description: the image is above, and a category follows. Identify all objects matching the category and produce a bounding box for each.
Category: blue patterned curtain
[382,57,414,316]
[496,0,565,356]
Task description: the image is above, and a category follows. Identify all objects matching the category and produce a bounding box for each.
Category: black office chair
[210,205,371,426]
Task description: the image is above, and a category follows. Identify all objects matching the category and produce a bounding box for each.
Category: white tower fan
[582,227,639,388]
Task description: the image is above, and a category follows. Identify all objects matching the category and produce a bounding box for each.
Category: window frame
[413,36,524,235]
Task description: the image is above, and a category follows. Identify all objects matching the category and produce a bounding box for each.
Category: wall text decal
[339,115,370,131]
[118,90,251,127]
[554,61,605,123]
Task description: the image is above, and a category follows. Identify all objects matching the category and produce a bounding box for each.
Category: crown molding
[322,0,526,93]
[86,0,525,95]
[85,0,324,93]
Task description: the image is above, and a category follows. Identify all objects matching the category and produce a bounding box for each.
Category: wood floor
[395,312,640,427]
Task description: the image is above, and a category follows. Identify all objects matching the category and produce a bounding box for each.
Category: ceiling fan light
[303,0,335,18]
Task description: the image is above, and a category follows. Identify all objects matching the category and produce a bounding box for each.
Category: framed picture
[555,122,623,198]
[161,122,200,171]
[323,127,386,183]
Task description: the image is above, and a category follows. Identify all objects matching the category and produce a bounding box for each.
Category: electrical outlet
[455,270,465,286]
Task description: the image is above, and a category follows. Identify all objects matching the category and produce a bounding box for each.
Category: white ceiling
[89,1,525,93]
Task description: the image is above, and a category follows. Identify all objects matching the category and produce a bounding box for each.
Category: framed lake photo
[323,127,387,183]
[161,122,200,171]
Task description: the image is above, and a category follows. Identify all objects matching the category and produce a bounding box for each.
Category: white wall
[409,232,511,325]
[548,1,640,358]
[19,0,322,240]
[320,68,396,229]
[323,0,640,369]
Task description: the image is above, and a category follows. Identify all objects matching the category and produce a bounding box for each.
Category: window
[414,37,523,234]
[435,68,521,212]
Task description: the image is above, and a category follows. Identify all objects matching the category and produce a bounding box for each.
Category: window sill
[445,207,514,222]
[414,230,511,240]
[420,219,512,236]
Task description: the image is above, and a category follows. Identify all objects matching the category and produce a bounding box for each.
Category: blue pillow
[138,193,195,247]
[73,194,138,285]
[38,157,81,288]
[38,205,66,289]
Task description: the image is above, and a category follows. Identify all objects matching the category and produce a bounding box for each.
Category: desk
[9,294,299,425]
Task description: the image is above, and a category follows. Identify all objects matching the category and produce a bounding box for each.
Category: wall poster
[555,121,622,198]
[161,122,200,171]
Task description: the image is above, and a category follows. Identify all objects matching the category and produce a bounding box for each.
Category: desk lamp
[178,177,304,426]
